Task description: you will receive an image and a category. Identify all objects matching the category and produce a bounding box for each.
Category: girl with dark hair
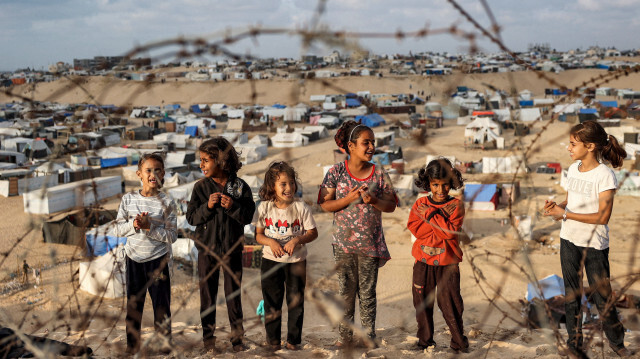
[253,161,318,351]
[407,158,468,353]
[115,152,177,354]
[186,137,255,353]
[543,121,630,357]
[318,120,397,348]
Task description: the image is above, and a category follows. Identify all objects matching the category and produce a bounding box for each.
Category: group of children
[115,119,631,357]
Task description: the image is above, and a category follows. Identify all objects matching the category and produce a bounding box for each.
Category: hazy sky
[1,0,639,71]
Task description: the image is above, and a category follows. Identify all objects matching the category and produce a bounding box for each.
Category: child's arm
[114,196,137,237]
[222,181,256,225]
[428,200,465,239]
[545,190,614,224]
[361,189,397,213]
[255,227,285,258]
[283,228,318,255]
[407,199,437,239]
[186,183,214,226]
[318,187,362,212]
[143,202,178,244]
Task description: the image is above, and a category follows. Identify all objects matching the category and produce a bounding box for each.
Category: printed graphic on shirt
[566,177,594,198]
[265,217,303,237]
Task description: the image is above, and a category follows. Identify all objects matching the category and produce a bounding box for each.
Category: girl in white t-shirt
[253,161,318,351]
[543,120,629,357]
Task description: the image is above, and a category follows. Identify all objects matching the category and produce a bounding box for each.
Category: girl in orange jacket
[407,157,468,353]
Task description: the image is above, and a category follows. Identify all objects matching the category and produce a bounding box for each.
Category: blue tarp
[190,105,202,113]
[100,157,128,168]
[346,98,361,107]
[372,152,390,165]
[85,234,127,257]
[100,105,117,110]
[345,93,357,98]
[526,274,564,302]
[519,100,534,107]
[596,64,610,70]
[164,104,180,110]
[184,125,198,137]
[598,101,618,108]
[272,103,286,109]
[355,113,386,128]
[464,183,497,202]
[580,108,598,114]
[552,89,567,95]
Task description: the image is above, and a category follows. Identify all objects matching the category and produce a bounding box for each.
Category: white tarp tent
[271,133,309,148]
[2,137,51,157]
[388,174,417,197]
[241,174,264,201]
[153,133,190,149]
[517,108,542,122]
[284,105,308,122]
[482,156,523,174]
[78,246,126,298]
[465,117,502,144]
[235,143,268,164]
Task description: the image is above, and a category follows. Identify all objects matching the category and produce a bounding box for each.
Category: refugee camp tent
[42,208,117,246]
[464,183,499,210]
[346,98,361,107]
[0,169,58,197]
[33,162,66,177]
[295,126,329,141]
[579,108,598,122]
[127,126,155,140]
[482,156,523,174]
[355,114,386,128]
[97,130,121,146]
[615,170,640,197]
[249,134,269,146]
[271,133,309,148]
[153,133,190,149]
[465,117,502,145]
[226,119,244,132]
[235,143,268,164]
[240,174,264,202]
[2,137,51,158]
[517,108,542,122]
[78,245,126,298]
[318,116,340,129]
[166,151,196,166]
[23,175,122,214]
[388,174,417,198]
[284,105,308,122]
[227,109,245,119]
[374,132,395,147]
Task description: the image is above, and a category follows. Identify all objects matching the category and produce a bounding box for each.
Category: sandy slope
[1,71,640,358]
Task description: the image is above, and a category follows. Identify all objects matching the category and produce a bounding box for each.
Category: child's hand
[283,237,300,256]
[136,212,151,230]
[345,186,362,204]
[543,200,556,213]
[416,203,430,218]
[269,240,286,258]
[360,186,377,204]
[442,202,457,216]
[220,194,233,209]
[543,204,564,221]
[208,193,222,209]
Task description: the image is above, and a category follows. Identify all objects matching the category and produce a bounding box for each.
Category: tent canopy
[355,113,386,127]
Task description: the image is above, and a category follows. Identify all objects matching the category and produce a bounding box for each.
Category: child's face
[274,173,296,204]
[136,159,164,192]
[199,152,223,178]
[429,178,451,202]
[567,134,592,162]
[348,129,375,162]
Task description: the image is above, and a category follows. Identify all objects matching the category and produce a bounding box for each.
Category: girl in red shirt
[407,157,468,352]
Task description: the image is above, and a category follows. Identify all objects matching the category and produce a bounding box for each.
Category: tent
[517,108,542,122]
[346,98,361,107]
[482,156,522,174]
[463,183,499,211]
[240,174,264,202]
[271,132,309,148]
[184,125,198,137]
[78,246,126,298]
[388,174,417,198]
[85,222,127,257]
[2,137,51,158]
[355,114,386,128]
[42,208,117,246]
[526,274,564,302]
[464,117,502,144]
[235,143,267,164]
[127,126,154,140]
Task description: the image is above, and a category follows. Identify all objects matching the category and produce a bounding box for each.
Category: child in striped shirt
[115,152,177,354]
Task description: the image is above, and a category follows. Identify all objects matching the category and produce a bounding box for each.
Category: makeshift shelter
[482,156,522,174]
[464,183,499,211]
[579,108,598,122]
[271,132,309,148]
[615,170,640,197]
[153,133,190,149]
[166,151,196,166]
[388,174,417,198]
[97,130,121,146]
[355,114,386,128]
[465,117,502,146]
[0,169,58,197]
[517,108,542,122]
[235,143,268,164]
[85,222,127,256]
[374,132,395,147]
[295,126,329,142]
[23,175,122,214]
[240,174,264,202]
[78,245,126,298]
[318,116,340,129]
[42,208,117,246]
[2,137,51,158]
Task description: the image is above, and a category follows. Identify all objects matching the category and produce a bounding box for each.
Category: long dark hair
[334,120,373,154]
[570,121,627,168]
[259,161,299,201]
[415,157,464,191]
[199,137,242,175]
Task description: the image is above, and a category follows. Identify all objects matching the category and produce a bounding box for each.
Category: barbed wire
[1,0,640,358]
